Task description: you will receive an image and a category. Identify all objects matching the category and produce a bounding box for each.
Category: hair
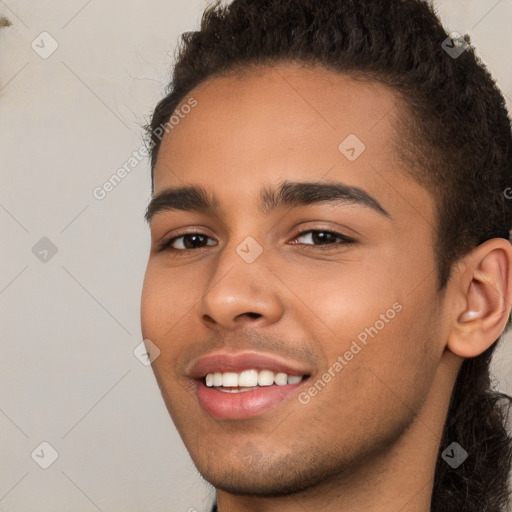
[146,0,512,509]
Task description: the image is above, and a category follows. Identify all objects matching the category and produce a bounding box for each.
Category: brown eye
[291,230,355,246]
[159,233,217,251]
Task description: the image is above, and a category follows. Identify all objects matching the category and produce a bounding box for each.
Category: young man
[141,0,512,510]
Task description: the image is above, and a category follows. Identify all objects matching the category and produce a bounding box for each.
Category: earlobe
[447,239,512,359]
[458,309,480,322]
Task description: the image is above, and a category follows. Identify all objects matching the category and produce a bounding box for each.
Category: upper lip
[187,351,312,379]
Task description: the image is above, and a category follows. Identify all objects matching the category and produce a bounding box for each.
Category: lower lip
[195,379,308,420]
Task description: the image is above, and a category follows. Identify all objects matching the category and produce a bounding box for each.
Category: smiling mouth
[202,369,310,393]
[203,368,310,393]
[194,371,311,420]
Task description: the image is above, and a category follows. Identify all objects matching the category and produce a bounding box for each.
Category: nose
[198,244,283,330]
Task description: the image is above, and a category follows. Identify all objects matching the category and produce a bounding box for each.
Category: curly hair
[146,0,512,509]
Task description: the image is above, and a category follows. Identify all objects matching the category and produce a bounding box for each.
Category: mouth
[188,350,313,420]
[205,368,307,390]
[194,369,311,419]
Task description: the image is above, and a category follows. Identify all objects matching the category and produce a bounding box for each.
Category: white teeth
[238,369,259,387]
[258,370,275,386]
[217,387,256,393]
[222,372,238,387]
[287,375,303,385]
[274,372,288,386]
[204,369,306,388]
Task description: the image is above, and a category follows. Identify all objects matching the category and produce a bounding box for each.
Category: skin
[140,63,512,512]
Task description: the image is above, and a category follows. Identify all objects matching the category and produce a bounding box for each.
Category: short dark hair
[146,1,512,509]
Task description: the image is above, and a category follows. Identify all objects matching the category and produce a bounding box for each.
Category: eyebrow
[144,180,390,224]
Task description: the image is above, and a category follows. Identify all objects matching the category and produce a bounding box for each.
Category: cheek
[140,265,199,414]
[275,252,404,343]
[299,300,440,458]
[140,262,210,387]
[285,252,440,408]
[140,261,198,337]
[140,265,166,339]
[301,242,434,348]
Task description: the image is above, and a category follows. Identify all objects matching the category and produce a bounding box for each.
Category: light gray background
[1,1,511,511]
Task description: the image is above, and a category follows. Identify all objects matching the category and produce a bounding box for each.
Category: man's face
[141,63,447,495]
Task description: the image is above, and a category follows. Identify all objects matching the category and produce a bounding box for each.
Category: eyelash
[156,229,356,253]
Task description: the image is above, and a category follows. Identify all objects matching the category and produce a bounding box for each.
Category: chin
[191,449,348,498]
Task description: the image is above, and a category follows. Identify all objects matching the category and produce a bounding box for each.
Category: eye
[158,232,217,252]
[157,228,355,253]
[290,229,356,247]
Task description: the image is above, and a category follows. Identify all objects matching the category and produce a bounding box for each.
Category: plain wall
[1,1,511,511]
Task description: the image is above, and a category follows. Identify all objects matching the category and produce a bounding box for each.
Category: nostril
[245,312,261,319]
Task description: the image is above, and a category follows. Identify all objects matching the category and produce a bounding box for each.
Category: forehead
[153,62,434,224]
[156,63,397,171]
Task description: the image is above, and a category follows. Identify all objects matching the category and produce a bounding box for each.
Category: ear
[446,238,512,358]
